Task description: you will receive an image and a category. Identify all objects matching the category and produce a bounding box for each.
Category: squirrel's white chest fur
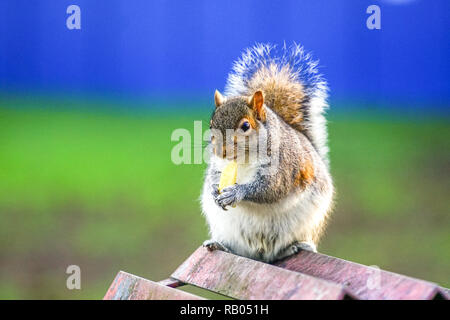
[201,158,330,262]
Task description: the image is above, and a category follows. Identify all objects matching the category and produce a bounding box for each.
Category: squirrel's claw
[203,239,230,252]
[215,185,243,210]
[211,184,220,197]
[211,184,228,210]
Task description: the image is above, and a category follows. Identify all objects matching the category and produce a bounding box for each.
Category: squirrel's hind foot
[203,239,231,253]
[275,241,317,261]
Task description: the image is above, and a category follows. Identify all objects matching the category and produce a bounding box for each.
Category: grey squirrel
[201,43,334,263]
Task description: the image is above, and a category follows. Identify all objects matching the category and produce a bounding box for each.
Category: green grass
[0,96,449,299]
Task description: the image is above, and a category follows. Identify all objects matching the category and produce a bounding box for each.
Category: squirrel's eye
[241,121,250,132]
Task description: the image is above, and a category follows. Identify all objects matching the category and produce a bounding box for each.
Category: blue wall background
[0,0,449,110]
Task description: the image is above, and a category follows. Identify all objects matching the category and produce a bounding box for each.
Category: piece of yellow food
[219,161,238,192]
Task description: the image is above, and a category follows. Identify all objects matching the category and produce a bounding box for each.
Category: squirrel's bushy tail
[224,43,329,166]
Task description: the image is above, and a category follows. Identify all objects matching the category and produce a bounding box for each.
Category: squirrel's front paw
[215,185,244,210]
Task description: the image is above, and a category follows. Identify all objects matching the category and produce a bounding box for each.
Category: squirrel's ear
[214,90,226,108]
[248,91,266,121]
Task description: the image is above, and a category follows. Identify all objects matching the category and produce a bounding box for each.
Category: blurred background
[0,0,449,299]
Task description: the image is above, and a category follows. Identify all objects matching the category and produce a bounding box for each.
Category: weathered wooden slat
[274,250,448,300]
[440,287,450,299]
[104,271,204,300]
[171,246,354,300]
[158,277,185,288]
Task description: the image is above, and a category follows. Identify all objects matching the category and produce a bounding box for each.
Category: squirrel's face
[210,90,267,161]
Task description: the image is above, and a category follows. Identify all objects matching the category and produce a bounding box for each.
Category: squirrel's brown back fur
[246,63,306,132]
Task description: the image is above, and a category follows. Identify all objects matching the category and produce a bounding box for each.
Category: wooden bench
[104,246,449,300]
